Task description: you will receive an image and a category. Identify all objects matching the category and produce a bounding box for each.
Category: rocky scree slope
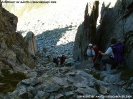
[3,0,89,58]
[1,0,133,99]
[3,53,133,99]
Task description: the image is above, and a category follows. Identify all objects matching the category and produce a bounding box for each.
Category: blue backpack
[111,43,124,63]
[53,57,57,63]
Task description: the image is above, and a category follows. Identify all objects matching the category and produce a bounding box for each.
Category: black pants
[101,57,118,69]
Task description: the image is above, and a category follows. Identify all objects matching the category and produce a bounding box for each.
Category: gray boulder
[24,31,38,56]
[73,1,99,61]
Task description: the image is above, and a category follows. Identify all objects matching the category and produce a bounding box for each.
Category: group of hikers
[86,37,124,70]
[53,37,124,71]
[53,55,66,66]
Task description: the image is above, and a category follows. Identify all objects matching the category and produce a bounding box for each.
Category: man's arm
[99,51,107,56]
[99,47,111,56]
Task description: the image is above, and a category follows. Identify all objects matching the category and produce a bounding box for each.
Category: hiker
[60,55,66,64]
[86,43,95,62]
[53,56,60,66]
[99,37,124,70]
[53,55,66,66]
[93,44,99,62]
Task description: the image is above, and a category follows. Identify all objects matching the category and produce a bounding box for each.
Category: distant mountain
[2,0,46,17]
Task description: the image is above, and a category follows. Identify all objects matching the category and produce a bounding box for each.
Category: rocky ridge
[97,0,133,69]
[1,0,133,99]
[0,1,36,71]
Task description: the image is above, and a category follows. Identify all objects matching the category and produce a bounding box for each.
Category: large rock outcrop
[0,4,17,34]
[73,1,99,61]
[0,1,36,73]
[73,0,133,69]
[24,31,38,56]
[97,0,133,69]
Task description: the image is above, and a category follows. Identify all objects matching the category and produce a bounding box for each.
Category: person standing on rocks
[86,43,95,62]
[53,55,61,66]
[53,55,66,66]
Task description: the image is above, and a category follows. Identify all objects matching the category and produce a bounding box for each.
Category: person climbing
[99,37,124,70]
[86,43,95,62]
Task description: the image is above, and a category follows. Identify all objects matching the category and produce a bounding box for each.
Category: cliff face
[24,31,38,56]
[73,1,99,61]
[0,7,17,34]
[98,0,133,69]
[73,0,133,69]
[0,1,36,74]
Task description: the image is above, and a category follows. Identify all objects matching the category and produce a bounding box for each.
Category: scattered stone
[52,76,68,86]
[67,71,76,76]
[44,84,61,93]
[27,86,37,96]
[75,87,98,96]
[64,91,74,97]
[55,93,64,99]
[127,84,133,90]
[99,85,109,94]
[17,86,27,97]
[103,73,121,83]
[26,71,37,78]
[66,78,74,84]
[35,91,49,99]
[64,58,75,66]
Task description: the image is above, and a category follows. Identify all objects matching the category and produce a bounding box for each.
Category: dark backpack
[111,43,124,63]
[93,46,99,61]
[53,57,57,63]
[60,55,66,64]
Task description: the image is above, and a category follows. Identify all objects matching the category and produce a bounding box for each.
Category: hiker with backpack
[99,37,124,70]
[53,55,66,66]
[53,56,60,66]
[86,43,95,62]
[60,55,66,64]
